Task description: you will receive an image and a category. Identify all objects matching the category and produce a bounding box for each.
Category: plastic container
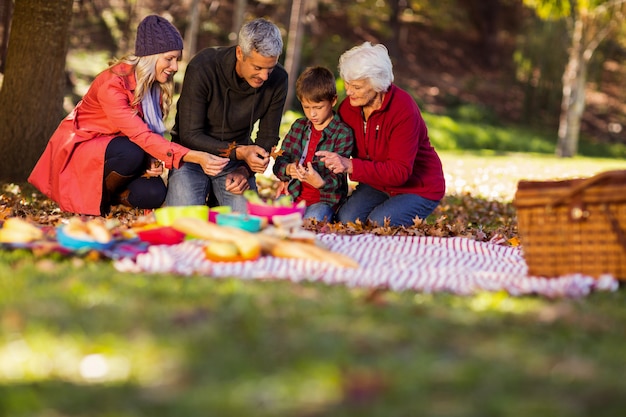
[247,202,305,224]
[154,205,209,226]
[216,213,263,232]
[209,206,232,223]
[56,226,114,251]
[136,226,186,245]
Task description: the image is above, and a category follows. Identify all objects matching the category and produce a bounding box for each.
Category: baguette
[256,234,359,268]
[171,217,261,260]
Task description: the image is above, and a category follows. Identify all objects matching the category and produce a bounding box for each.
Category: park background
[3,0,626,181]
[2,1,626,416]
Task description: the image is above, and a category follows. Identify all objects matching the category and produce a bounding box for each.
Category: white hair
[238,18,283,57]
[338,42,394,92]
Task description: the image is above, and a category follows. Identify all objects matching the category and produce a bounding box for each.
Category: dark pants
[102,136,166,213]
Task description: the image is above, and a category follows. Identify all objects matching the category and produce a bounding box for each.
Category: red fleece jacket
[338,84,445,200]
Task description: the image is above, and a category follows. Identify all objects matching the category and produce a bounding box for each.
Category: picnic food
[256,233,359,268]
[64,218,112,244]
[55,218,115,251]
[0,217,44,243]
[171,216,358,267]
[171,217,262,261]
[203,241,246,262]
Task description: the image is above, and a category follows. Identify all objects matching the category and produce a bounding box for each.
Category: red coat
[28,63,189,215]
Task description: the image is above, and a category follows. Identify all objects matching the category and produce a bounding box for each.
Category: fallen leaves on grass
[1,181,518,245]
[306,192,517,243]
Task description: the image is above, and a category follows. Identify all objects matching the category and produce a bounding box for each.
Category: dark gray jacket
[171,46,288,158]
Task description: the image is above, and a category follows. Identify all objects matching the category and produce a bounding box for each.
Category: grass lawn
[2,146,626,416]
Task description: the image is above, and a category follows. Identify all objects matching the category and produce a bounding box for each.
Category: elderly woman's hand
[315,150,352,174]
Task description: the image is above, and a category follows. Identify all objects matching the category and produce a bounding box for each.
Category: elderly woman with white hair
[316,42,445,227]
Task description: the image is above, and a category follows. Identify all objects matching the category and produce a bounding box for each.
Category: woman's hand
[184,150,229,176]
[144,158,164,177]
[315,150,352,174]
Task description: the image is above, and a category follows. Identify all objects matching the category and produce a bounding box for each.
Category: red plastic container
[136,226,186,245]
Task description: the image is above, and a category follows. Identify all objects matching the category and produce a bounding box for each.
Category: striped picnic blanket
[113,234,618,298]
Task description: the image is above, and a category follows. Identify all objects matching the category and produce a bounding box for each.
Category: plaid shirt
[273,113,353,209]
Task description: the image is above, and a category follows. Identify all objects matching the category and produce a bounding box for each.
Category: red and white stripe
[113,235,619,298]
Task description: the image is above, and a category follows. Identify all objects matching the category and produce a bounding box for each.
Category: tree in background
[0,0,74,182]
[0,0,13,73]
[1,0,625,177]
[525,0,626,157]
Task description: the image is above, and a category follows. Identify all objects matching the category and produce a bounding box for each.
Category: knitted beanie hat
[135,15,183,57]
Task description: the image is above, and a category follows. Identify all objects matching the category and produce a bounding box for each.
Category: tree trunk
[0,0,13,73]
[387,0,401,60]
[231,0,247,46]
[556,16,586,158]
[184,0,202,62]
[283,0,307,112]
[0,0,74,182]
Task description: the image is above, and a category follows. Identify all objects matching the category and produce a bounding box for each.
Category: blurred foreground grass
[2,248,626,417]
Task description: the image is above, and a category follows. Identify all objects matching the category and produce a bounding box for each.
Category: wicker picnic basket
[513,170,626,279]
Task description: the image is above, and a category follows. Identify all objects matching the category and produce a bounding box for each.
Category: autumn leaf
[218,141,238,158]
[270,146,284,159]
[508,236,521,246]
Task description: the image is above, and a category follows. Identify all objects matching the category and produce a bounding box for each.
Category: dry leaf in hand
[219,141,238,158]
[270,146,284,158]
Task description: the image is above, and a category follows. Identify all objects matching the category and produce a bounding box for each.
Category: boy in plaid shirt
[273,66,353,222]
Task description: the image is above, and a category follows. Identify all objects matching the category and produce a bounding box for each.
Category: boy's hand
[295,162,324,189]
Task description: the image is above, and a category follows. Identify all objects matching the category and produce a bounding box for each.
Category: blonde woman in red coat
[28,15,228,216]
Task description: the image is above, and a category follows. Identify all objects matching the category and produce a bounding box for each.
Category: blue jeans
[304,202,335,222]
[337,183,440,226]
[165,161,257,213]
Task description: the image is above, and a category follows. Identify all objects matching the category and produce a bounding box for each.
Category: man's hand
[236,145,270,173]
[225,166,250,195]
